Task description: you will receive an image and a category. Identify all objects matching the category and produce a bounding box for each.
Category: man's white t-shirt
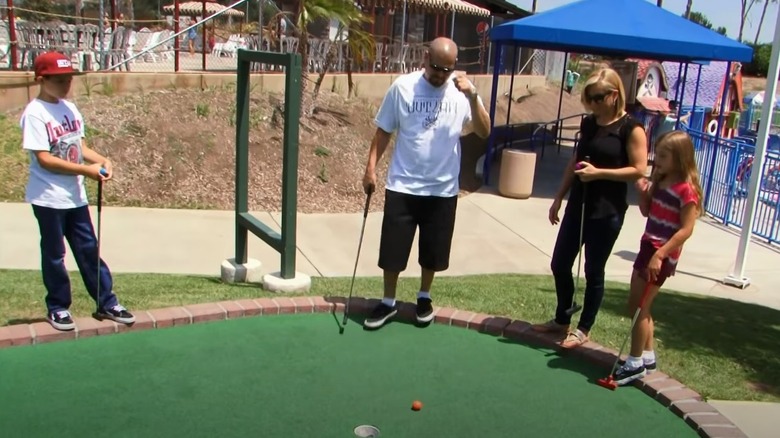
[20,98,88,209]
[374,70,474,197]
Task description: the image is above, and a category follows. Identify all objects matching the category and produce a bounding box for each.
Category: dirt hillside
[1,82,585,214]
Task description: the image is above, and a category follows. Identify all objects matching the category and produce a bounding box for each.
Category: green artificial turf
[0,313,697,438]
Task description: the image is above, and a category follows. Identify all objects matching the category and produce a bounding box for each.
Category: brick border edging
[0,296,746,438]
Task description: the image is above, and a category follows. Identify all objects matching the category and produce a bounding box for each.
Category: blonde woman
[531,68,648,349]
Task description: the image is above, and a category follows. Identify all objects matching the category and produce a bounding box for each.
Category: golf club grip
[100,167,108,177]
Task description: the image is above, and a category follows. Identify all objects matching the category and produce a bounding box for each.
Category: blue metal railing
[687,128,780,245]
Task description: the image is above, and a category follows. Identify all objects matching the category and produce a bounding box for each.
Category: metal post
[174,0,180,72]
[450,11,455,39]
[703,62,732,211]
[280,53,302,279]
[400,0,407,46]
[483,41,502,184]
[234,51,251,265]
[486,16,494,74]
[98,0,105,69]
[201,0,206,71]
[724,6,780,289]
[7,0,18,70]
[675,63,689,130]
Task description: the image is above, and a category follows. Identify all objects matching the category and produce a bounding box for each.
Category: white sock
[643,350,656,363]
[417,291,431,300]
[381,297,396,307]
[626,355,643,369]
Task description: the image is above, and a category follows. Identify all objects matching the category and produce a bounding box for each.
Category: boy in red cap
[20,51,135,331]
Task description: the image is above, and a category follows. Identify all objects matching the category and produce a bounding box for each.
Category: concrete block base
[221,258,263,284]
[262,271,312,293]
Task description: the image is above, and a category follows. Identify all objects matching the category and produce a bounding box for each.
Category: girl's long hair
[655,131,705,217]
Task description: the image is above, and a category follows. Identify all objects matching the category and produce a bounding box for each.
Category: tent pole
[691,64,702,116]
[674,62,683,101]
[504,46,519,150]
[703,62,732,211]
[555,52,568,155]
[723,6,780,289]
[675,63,689,130]
[484,41,503,185]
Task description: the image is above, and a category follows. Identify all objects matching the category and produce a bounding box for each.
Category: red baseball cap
[33,52,84,77]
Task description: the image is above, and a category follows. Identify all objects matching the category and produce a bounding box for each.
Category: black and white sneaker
[612,363,647,386]
[618,359,657,373]
[95,305,136,324]
[415,298,434,324]
[48,310,76,331]
[363,302,397,329]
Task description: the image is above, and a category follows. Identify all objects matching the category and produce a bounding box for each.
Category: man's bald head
[427,37,458,65]
[423,37,458,87]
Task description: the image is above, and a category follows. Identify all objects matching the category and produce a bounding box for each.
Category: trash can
[498,149,536,199]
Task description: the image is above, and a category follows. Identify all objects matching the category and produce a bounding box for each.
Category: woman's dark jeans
[550,207,625,333]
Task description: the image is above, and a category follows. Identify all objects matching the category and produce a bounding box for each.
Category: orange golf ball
[411,400,423,411]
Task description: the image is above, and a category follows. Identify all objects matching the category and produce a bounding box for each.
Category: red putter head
[596,376,617,391]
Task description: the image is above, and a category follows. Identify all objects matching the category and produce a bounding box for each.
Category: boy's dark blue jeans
[550,206,625,333]
[32,204,119,314]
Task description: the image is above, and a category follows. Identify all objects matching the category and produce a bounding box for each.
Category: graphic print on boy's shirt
[46,114,84,165]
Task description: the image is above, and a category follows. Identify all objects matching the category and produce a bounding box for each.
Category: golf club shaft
[96,178,102,312]
[343,189,373,324]
[569,156,589,314]
[607,282,653,375]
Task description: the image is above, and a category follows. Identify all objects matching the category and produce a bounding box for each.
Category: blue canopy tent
[483,0,753,185]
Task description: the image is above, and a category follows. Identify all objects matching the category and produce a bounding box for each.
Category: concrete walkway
[1,187,779,437]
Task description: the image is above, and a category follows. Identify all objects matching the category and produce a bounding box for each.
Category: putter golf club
[93,167,108,318]
[596,280,654,390]
[340,183,375,334]
[566,155,590,317]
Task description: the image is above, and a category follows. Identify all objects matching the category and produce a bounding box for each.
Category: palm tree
[312,19,374,102]
[754,0,776,44]
[684,0,693,18]
[289,0,373,116]
[656,0,663,7]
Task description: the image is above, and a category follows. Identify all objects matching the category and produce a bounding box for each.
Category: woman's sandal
[560,329,589,349]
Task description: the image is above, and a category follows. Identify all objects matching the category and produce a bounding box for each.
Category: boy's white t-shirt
[20,98,88,209]
[374,70,474,197]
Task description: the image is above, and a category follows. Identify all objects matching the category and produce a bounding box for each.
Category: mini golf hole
[354,425,380,437]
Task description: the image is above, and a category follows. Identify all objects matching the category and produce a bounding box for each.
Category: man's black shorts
[378,189,458,272]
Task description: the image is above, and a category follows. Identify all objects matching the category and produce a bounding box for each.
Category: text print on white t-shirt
[46,114,83,165]
[410,97,457,130]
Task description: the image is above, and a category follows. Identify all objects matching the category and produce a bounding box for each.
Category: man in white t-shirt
[362,37,491,330]
[20,51,136,331]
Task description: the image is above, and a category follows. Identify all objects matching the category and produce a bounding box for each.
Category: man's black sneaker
[95,305,136,324]
[363,302,397,329]
[416,298,434,324]
[48,310,76,331]
[618,359,657,373]
[612,363,647,386]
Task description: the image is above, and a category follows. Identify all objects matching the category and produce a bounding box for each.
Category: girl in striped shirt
[612,130,704,385]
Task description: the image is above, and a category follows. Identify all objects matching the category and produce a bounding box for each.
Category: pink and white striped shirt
[642,181,699,264]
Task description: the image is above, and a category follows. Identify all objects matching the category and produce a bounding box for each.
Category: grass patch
[0,114,27,202]
[1,269,778,403]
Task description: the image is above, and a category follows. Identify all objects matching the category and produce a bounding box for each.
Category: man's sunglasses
[429,62,454,73]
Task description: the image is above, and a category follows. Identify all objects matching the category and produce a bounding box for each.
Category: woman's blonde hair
[655,130,705,217]
[581,68,626,117]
